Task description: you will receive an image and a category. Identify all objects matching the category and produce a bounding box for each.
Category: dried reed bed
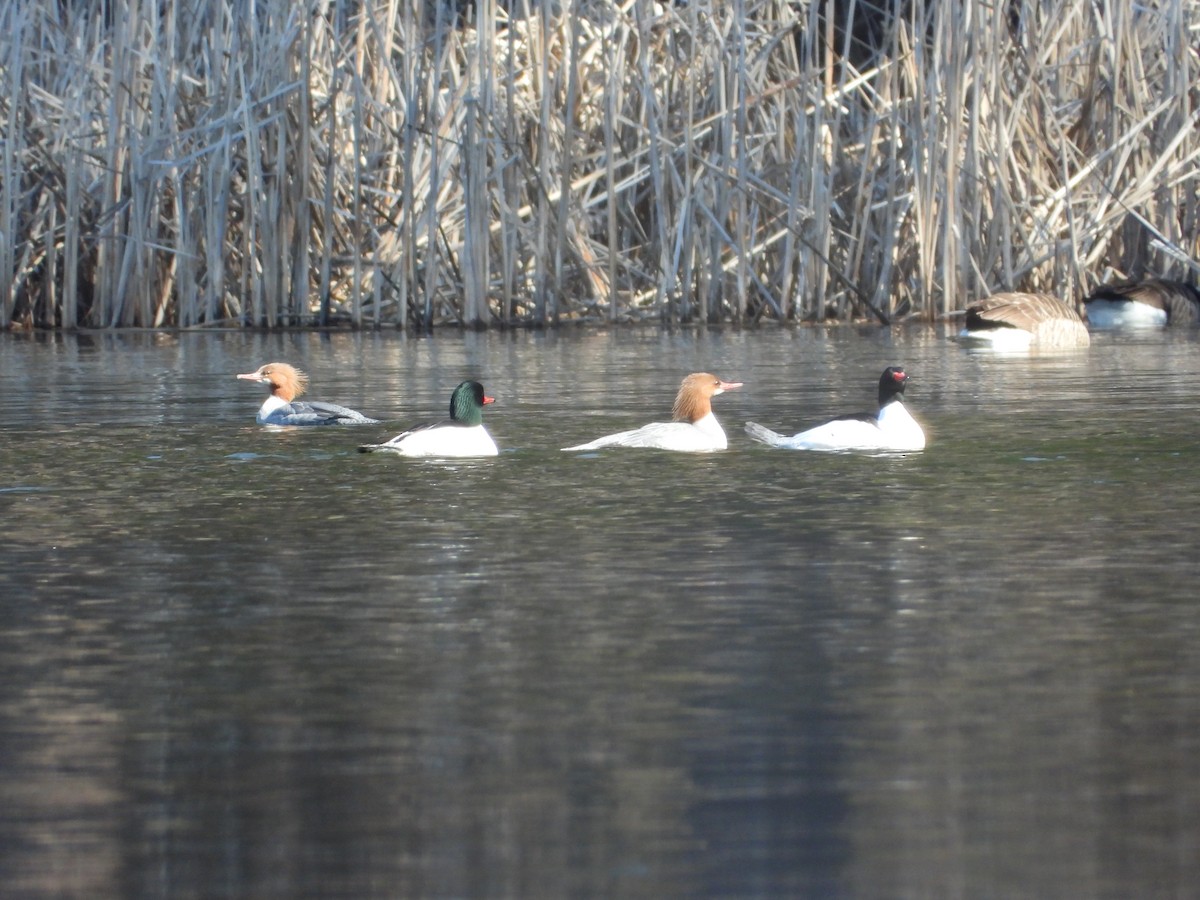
[1,0,1197,329]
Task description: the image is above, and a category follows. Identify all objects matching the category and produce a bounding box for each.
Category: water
[2,325,1199,898]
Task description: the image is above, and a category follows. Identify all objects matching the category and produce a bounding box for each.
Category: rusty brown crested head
[671,372,743,423]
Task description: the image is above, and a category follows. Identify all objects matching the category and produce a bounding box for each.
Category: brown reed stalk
[1,0,1197,330]
[0,4,19,326]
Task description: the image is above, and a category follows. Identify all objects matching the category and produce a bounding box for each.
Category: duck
[1083,278,1200,329]
[358,381,498,457]
[237,362,380,425]
[958,292,1090,350]
[562,372,743,452]
[745,366,925,453]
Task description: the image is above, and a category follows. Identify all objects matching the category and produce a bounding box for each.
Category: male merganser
[745,366,925,453]
[1083,278,1200,329]
[958,292,1089,350]
[237,362,380,425]
[358,381,498,457]
[562,372,743,452]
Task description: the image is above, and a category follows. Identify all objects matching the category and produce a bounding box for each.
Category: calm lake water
[2,325,1199,898]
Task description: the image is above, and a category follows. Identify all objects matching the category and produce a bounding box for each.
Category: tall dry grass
[1,0,1197,329]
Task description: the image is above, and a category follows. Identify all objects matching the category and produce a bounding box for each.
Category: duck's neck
[690,410,725,439]
[877,400,916,432]
[453,405,484,426]
[673,390,712,424]
[259,395,291,418]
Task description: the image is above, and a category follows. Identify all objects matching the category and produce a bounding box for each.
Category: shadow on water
[1,325,1199,896]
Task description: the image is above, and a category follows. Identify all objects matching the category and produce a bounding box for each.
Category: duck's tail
[744,422,789,447]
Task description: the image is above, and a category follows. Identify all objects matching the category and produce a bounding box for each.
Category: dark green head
[450,381,494,425]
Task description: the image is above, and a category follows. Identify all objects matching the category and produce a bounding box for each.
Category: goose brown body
[1084,278,1200,328]
[960,292,1090,349]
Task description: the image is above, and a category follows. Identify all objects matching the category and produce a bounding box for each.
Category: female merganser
[358,381,498,457]
[1083,278,1200,328]
[958,292,1090,350]
[237,362,380,425]
[562,372,743,452]
[745,366,925,453]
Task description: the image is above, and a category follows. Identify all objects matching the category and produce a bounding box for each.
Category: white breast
[1084,299,1168,329]
[957,326,1034,352]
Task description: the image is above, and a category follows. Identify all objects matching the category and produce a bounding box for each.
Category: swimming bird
[1083,278,1200,329]
[358,381,498,457]
[958,292,1090,350]
[745,366,925,453]
[237,362,380,426]
[562,372,743,452]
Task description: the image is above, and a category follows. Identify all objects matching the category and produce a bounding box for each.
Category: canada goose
[958,292,1090,350]
[1083,278,1200,329]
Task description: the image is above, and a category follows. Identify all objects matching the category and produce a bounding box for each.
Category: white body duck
[359,381,498,458]
[237,362,379,426]
[1083,278,1200,329]
[745,366,925,453]
[958,292,1090,350]
[562,373,743,452]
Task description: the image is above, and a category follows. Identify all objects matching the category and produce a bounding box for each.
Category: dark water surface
[2,326,1199,898]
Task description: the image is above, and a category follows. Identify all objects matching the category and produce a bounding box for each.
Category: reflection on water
[1,326,1199,896]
